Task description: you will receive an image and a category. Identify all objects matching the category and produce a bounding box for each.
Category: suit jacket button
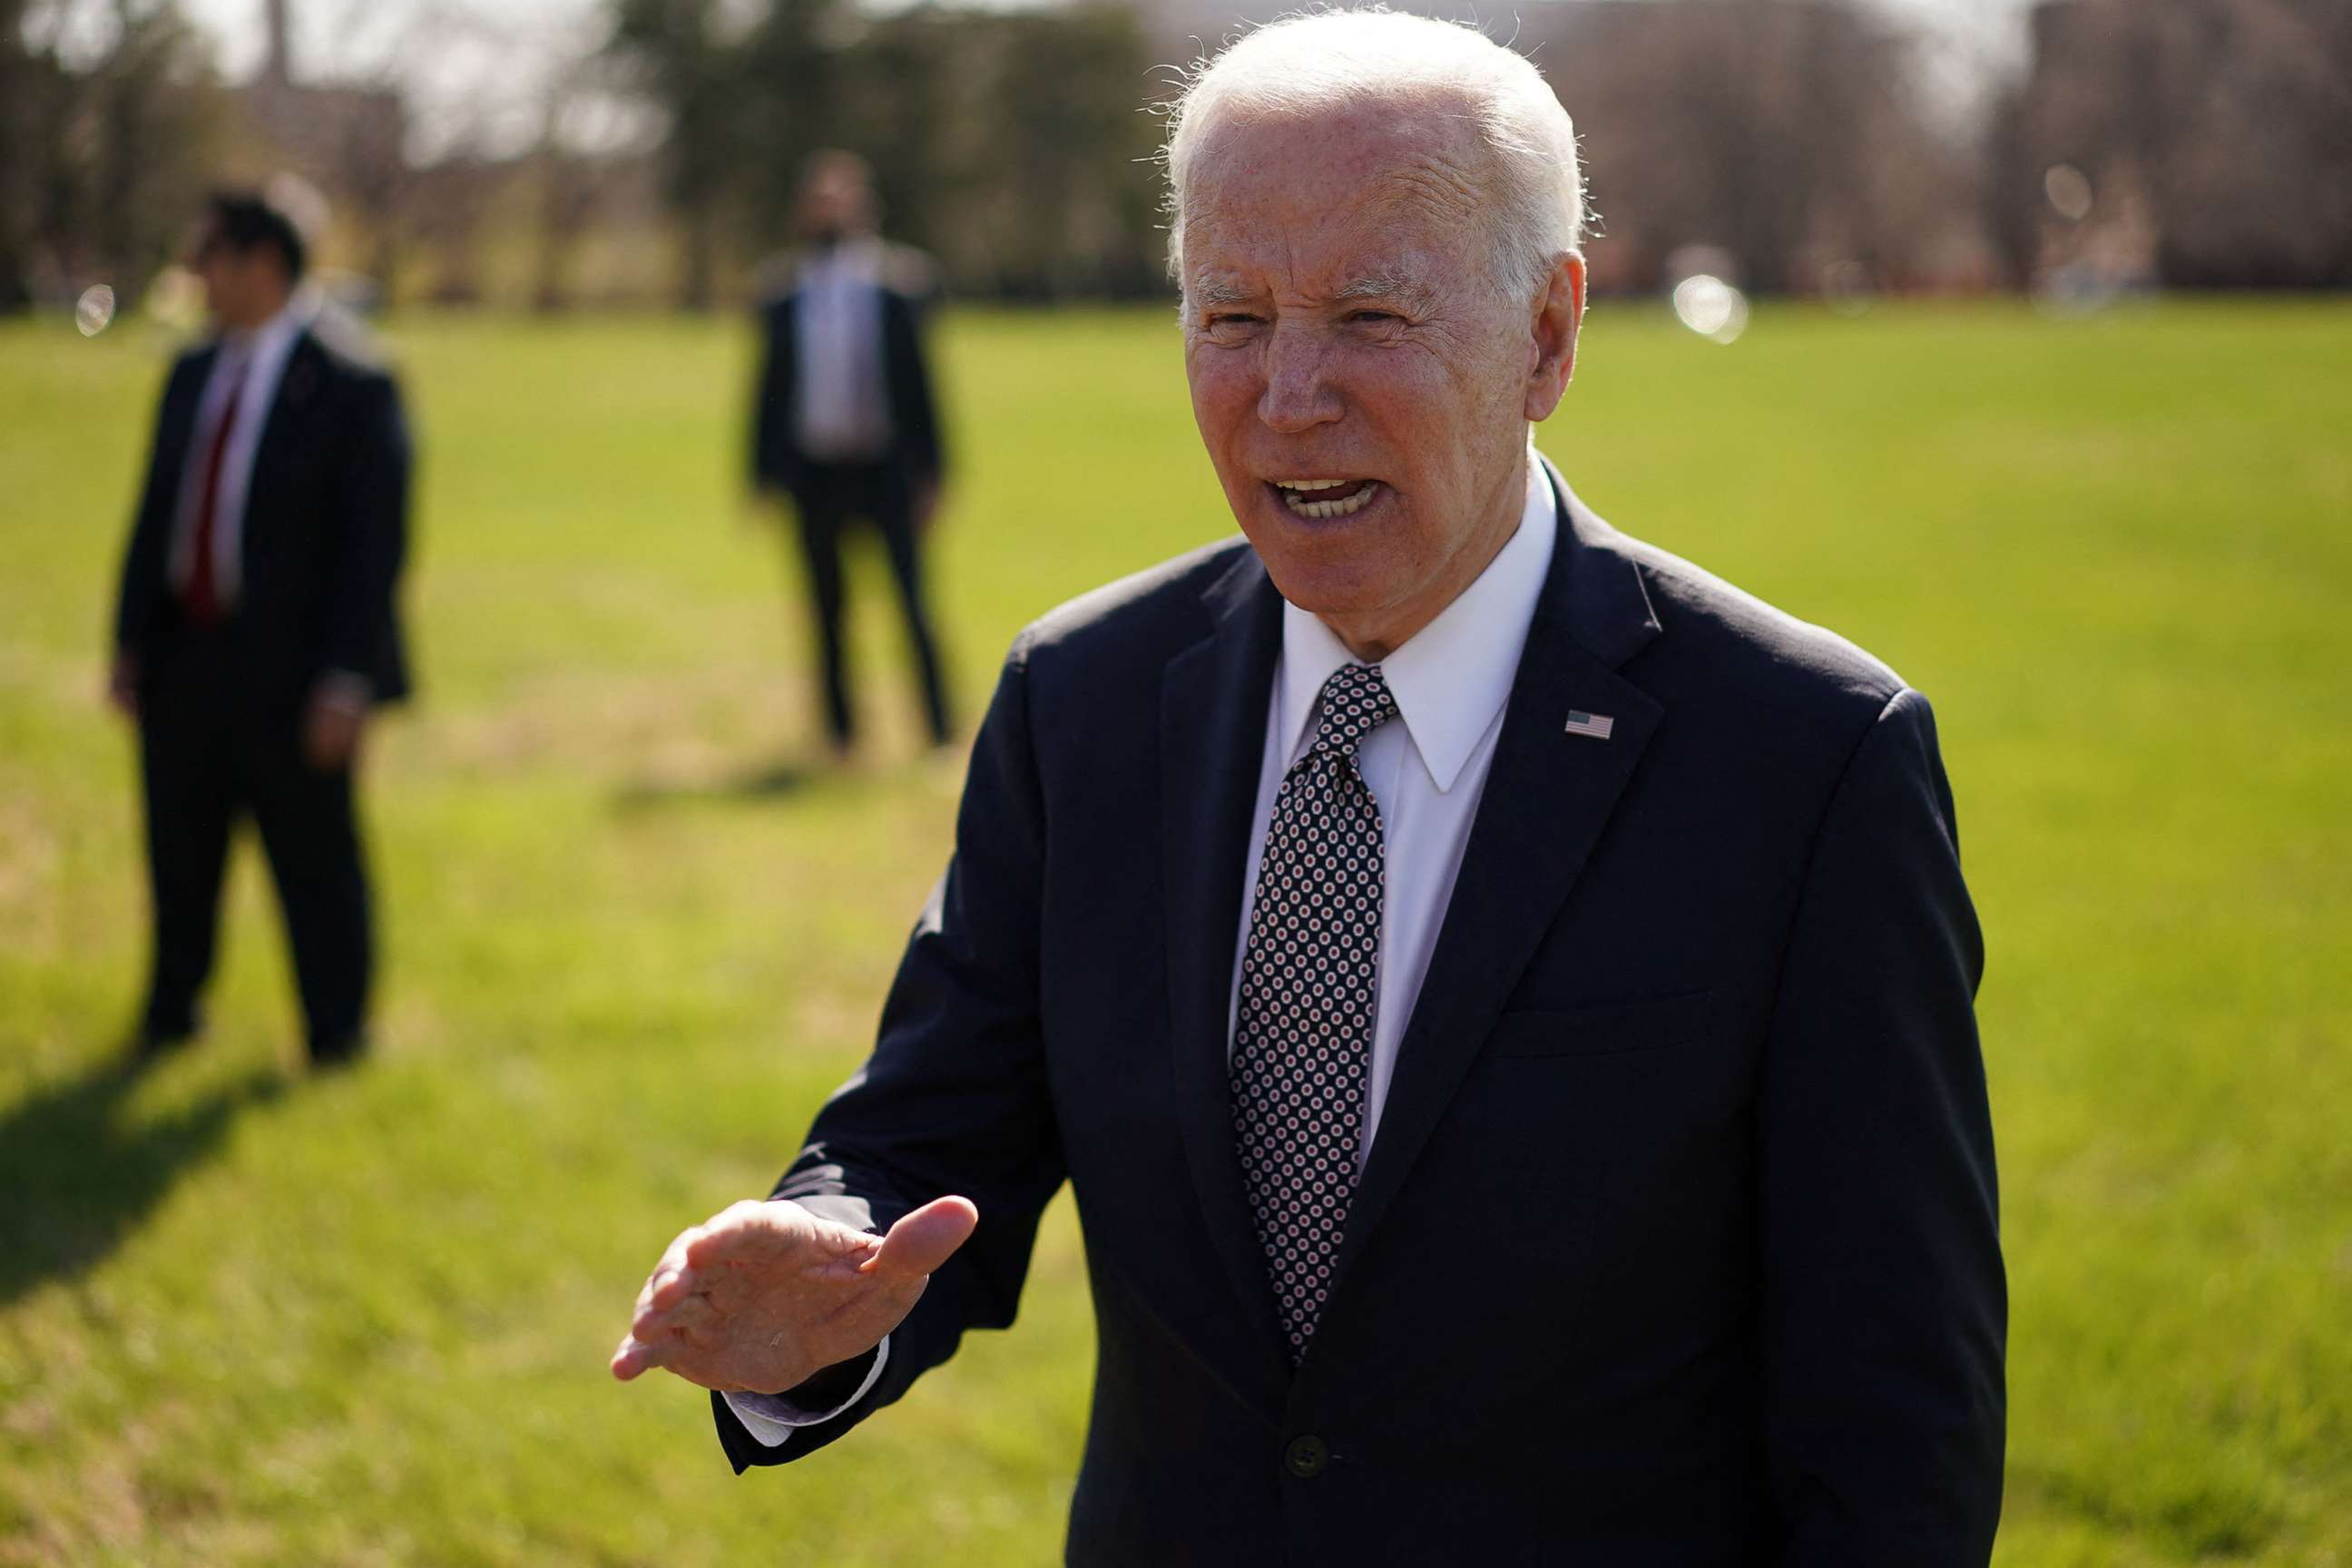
[1283,1435,1328,1478]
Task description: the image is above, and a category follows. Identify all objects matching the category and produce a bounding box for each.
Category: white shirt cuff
[721,1337,891,1449]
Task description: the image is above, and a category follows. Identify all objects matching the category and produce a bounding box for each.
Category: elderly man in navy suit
[616,13,2005,1563]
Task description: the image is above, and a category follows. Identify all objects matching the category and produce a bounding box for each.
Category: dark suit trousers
[137,622,373,1055]
[788,461,952,749]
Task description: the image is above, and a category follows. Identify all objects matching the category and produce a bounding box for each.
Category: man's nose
[1256,325,1343,433]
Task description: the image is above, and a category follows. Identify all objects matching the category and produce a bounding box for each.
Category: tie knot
[1309,663,1397,760]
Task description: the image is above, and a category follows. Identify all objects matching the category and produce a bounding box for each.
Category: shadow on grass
[0,1055,284,1308]
[612,760,821,810]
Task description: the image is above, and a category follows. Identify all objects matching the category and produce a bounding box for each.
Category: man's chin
[1251,554,1392,628]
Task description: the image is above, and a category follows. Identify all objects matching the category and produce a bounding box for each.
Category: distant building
[228,0,407,285]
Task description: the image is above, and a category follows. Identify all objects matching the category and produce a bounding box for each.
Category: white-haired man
[615,13,2005,1562]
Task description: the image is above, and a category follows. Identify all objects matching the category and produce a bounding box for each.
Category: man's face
[799,166,876,242]
[1181,102,1571,653]
[189,221,280,329]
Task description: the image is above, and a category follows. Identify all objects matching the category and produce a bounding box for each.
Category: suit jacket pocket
[1482,991,1714,1059]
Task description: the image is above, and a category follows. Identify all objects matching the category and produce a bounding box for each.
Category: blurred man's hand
[611,1194,977,1396]
[106,651,140,720]
[303,681,369,771]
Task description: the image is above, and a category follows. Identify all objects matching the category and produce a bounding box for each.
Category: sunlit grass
[2,298,2347,1564]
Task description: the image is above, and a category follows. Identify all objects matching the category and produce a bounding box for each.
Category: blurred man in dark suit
[749,151,953,759]
[109,188,413,1069]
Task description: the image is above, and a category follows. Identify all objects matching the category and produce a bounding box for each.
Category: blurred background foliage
[4,0,2351,316]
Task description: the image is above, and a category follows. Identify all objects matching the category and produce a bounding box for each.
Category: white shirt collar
[1274,451,1557,792]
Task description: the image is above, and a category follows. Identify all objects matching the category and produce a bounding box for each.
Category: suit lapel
[1318,461,1667,1320]
[245,331,321,527]
[177,347,221,445]
[1161,546,1291,1384]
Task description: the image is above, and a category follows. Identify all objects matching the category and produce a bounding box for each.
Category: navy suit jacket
[113,325,413,716]
[717,466,2006,1565]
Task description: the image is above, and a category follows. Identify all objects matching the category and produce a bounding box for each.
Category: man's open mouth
[1269,478,1381,519]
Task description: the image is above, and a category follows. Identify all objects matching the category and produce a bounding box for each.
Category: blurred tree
[529,87,605,312]
[604,0,1162,305]
[0,0,56,309]
[820,2,1161,298]
[1533,0,1982,296]
[607,0,750,309]
[826,3,958,265]
[2001,0,2352,289]
[734,0,848,252]
[980,5,1163,297]
[0,0,222,313]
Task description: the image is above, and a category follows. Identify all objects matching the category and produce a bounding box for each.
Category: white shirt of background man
[170,296,312,607]
[726,452,1559,1446]
[792,239,893,463]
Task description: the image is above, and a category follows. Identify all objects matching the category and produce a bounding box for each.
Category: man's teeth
[1274,480,1377,519]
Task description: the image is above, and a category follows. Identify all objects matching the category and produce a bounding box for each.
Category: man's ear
[1524,252,1586,424]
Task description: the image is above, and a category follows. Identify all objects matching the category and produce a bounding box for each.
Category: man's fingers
[630,1229,699,1316]
[611,1333,664,1381]
[681,1200,801,1269]
[866,1195,979,1282]
[647,1266,694,1310]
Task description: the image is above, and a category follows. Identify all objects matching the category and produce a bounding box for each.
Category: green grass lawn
[2,298,2347,1565]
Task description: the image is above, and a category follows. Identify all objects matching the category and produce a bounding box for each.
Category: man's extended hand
[610,1194,978,1396]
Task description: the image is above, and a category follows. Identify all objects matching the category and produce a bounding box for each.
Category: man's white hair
[1161,8,1586,301]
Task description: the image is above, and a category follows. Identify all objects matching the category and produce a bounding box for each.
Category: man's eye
[1348,309,1400,325]
[1206,313,1261,330]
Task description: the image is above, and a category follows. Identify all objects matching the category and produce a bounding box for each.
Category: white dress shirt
[170,299,310,609]
[792,240,892,462]
[728,453,1558,1446]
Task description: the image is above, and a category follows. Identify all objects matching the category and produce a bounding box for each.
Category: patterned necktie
[1231,661,1398,1362]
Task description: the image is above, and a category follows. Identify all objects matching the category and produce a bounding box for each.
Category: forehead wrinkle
[1182,138,1483,309]
[1366,152,1486,236]
[1192,261,1436,313]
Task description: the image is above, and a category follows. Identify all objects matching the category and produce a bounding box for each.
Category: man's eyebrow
[1189,273,1432,309]
[1334,273,1432,306]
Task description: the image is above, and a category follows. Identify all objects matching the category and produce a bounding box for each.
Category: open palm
[612,1194,978,1396]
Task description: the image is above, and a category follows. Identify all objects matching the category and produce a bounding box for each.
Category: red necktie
[182,366,245,628]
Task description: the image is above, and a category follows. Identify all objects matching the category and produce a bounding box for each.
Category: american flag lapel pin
[1563,709,1615,740]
